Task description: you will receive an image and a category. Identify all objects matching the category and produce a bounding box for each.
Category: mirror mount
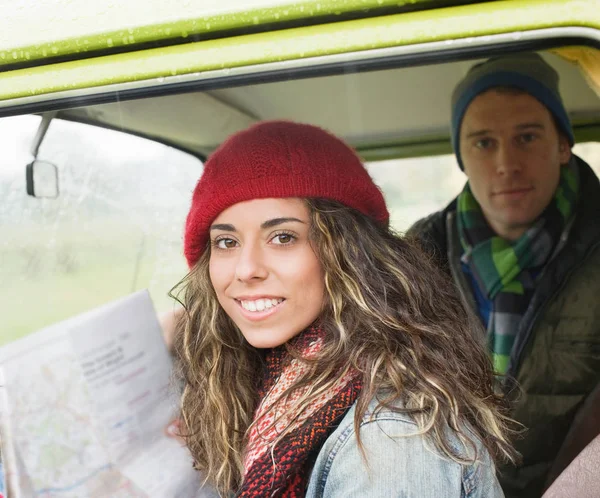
[30,112,56,158]
[26,112,59,198]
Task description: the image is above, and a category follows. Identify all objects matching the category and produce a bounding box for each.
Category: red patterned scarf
[238,326,362,497]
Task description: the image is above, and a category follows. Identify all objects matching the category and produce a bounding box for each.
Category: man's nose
[235,242,268,282]
[495,142,523,176]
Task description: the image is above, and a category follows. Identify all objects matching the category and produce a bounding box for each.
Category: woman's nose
[234,242,268,282]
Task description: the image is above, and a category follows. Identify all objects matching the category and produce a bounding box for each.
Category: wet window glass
[2,113,599,347]
[0,115,202,345]
[366,154,464,232]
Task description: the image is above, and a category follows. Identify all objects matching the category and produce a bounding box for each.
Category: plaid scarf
[458,161,579,375]
[239,326,361,497]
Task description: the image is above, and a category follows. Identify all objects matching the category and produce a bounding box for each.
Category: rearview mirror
[26,160,59,198]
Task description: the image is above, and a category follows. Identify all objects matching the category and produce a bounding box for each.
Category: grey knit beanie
[451,52,574,170]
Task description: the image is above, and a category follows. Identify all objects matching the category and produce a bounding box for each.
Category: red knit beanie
[184,120,389,267]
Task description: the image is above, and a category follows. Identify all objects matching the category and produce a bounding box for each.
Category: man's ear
[558,134,572,165]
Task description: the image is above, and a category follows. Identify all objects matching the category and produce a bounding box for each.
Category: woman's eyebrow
[210,223,236,232]
[260,217,306,229]
[210,218,305,232]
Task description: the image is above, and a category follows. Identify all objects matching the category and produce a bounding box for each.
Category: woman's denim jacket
[306,399,504,498]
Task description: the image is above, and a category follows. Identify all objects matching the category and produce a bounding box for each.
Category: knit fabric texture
[239,326,362,497]
[184,120,389,267]
[457,159,580,374]
[451,52,574,170]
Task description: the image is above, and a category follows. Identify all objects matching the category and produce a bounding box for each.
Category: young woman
[173,120,516,497]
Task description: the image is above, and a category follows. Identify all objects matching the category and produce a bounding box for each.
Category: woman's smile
[235,296,286,321]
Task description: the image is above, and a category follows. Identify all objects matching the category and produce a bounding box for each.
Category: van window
[573,141,600,177]
[368,142,600,233]
[2,110,599,346]
[366,154,464,232]
[0,115,202,345]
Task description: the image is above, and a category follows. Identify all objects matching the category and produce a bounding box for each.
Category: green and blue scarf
[457,160,579,375]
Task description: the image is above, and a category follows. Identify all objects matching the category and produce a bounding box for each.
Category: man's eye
[271,233,296,245]
[475,138,493,150]
[214,238,238,249]
[518,133,536,144]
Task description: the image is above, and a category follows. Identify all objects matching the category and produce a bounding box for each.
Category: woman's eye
[214,238,238,249]
[271,233,295,245]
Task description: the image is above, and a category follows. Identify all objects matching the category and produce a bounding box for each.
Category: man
[409,52,600,497]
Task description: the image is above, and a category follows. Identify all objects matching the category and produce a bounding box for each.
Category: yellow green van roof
[1,0,599,103]
[0,0,449,67]
[7,0,599,70]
